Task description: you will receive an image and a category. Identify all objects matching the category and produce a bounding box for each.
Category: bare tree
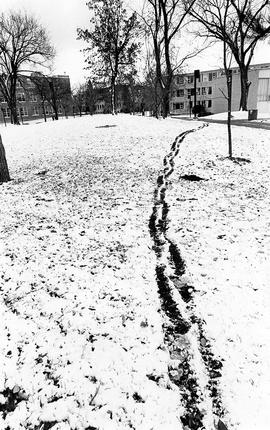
[186,0,270,110]
[141,0,201,117]
[73,84,86,116]
[30,74,72,120]
[219,0,234,157]
[30,73,50,122]
[77,0,140,114]
[142,47,163,116]
[85,79,96,115]
[0,134,10,183]
[142,1,163,117]
[0,11,55,124]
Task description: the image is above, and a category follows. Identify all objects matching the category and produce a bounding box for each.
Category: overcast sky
[0,0,90,87]
[1,0,270,87]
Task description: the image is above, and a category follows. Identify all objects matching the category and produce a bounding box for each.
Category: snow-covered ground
[203,110,270,122]
[0,115,269,430]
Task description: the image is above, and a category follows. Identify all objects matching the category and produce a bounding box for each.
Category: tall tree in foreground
[141,0,204,118]
[218,0,234,157]
[77,0,140,114]
[0,11,55,124]
[147,0,198,117]
[0,135,10,183]
[187,0,270,110]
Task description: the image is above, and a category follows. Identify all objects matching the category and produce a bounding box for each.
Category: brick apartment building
[171,63,270,116]
[0,74,72,123]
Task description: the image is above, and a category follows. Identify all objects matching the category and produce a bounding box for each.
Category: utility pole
[188,96,192,118]
[227,69,232,157]
[193,69,200,118]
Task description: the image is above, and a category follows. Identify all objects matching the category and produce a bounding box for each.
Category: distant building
[0,73,72,123]
[93,84,144,114]
[171,63,270,115]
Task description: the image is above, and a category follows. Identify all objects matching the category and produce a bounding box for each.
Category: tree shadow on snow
[95,125,117,128]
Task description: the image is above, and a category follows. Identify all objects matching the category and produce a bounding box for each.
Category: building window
[176,89,184,97]
[201,100,206,106]
[187,88,191,96]
[173,102,184,110]
[30,94,38,102]
[208,72,217,81]
[197,88,200,95]
[208,87,212,95]
[1,107,10,117]
[17,106,28,116]
[45,105,52,115]
[258,78,270,101]
[176,76,184,85]
[33,106,39,116]
[208,100,212,108]
[202,87,206,95]
[17,93,26,102]
[187,75,194,84]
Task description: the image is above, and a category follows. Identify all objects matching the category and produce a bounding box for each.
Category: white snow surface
[0,114,269,430]
[204,110,270,121]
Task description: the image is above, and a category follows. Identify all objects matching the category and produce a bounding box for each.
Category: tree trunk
[239,66,249,111]
[53,103,59,120]
[111,79,116,115]
[0,134,10,183]
[162,82,171,118]
[42,102,47,122]
[10,103,20,125]
[10,81,20,125]
[160,0,173,119]
[49,81,59,120]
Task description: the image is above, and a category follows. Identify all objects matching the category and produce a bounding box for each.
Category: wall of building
[171,64,269,116]
[257,68,270,113]
[0,74,72,123]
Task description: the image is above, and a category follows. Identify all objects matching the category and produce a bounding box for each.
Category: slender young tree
[0,11,55,124]
[73,84,86,116]
[77,0,140,114]
[85,79,96,115]
[186,0,270,110]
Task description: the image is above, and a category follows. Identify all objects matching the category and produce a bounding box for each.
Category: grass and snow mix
[0,115,269,430]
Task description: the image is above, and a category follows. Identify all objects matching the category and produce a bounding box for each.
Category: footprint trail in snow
[149,123,227,430]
